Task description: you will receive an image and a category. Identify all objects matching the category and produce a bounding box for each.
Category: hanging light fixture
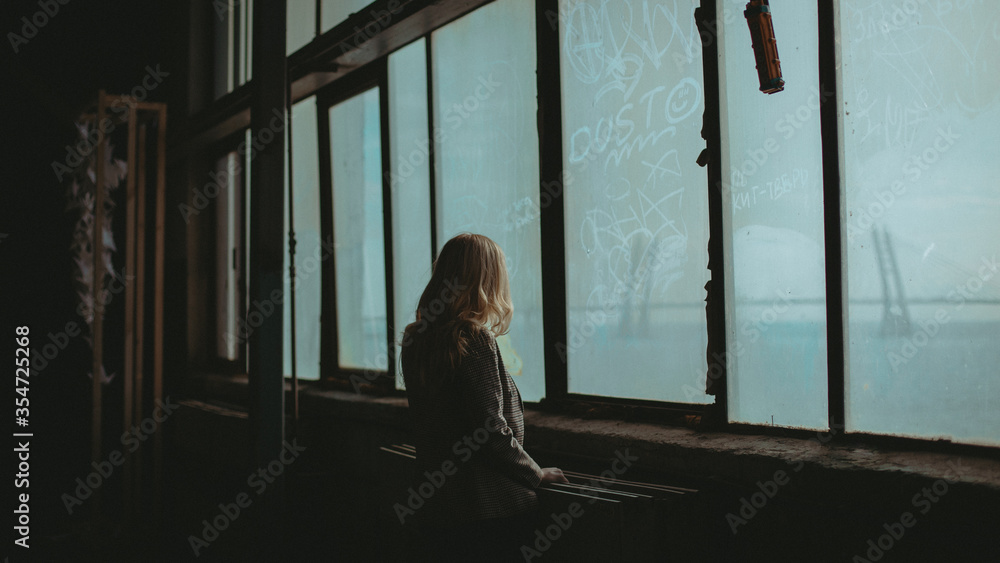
[745,0,785,94]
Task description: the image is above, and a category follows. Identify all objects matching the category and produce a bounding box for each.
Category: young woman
[401,233,567,562]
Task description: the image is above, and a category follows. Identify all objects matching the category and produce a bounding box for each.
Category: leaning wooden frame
[83,90,167,523]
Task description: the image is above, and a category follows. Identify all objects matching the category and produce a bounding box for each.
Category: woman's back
[402,328,542,525]
[397,233,566,561]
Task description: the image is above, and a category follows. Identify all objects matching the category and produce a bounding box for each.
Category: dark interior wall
[1,0,177,558]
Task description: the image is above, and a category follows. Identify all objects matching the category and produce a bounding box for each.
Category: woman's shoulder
[458,328,501,384]
[463,324,497,351]
[453,325,498,368]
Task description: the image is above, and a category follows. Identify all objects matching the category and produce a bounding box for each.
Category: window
[432,0,546,402]
[284,96,323,380]
[214,150,246,362]
[196,0,1000,448]
[292,0,388,54]
[242,129,252,371]
[213,0,253,99]
[287,0,317,55]
[559,0,711,403]
[321,0,370,33]
[839,0,1000,445]
[388,38,433,387]
[330,87,389,371]
[719,0,829,429]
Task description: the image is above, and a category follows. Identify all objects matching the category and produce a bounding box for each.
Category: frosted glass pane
[719,0,828,429]
[389,39,433,388]
[559,0,710,402]
[282,97,322,380]
[287,0,316,55]
[216,152,242,360]
[238,0,252,85]
[213,0,251,98]
[840,0,1000,445]
[244,129,252,373]
[331,88,389,370]
[321,0,369,32]
[213,0,234,99]
[432,0,545,402]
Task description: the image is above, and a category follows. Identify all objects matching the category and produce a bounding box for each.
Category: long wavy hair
[401,233,513,385]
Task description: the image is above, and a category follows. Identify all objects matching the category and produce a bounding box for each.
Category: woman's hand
[540,467,569,485]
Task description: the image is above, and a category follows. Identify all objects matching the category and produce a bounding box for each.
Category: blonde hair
[401,233,513,385]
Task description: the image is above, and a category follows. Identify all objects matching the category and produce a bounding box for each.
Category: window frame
[315,59,397,392]
[213,0,253,100]
[186,0,1000,452]
[538,0,719,421]
[203,129,251,376]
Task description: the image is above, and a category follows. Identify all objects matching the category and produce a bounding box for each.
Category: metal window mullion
[536,0,568,402]
[697,0,729,423]
[380,65,397,388]
[819,0,846,433]
[425,33,439,262]
[317,96,338,379]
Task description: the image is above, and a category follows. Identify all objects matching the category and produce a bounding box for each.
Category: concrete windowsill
[193,374,1000,494]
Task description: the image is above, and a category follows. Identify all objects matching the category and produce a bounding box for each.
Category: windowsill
[186,371,1000,492]
[521,410,1000,492]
